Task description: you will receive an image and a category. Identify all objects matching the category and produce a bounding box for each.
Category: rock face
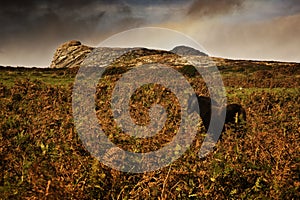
[50,40,94,68]
[171,45,208,56]
[50,41,209,68]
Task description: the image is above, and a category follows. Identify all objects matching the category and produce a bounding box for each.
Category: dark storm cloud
[0,0,126,36]
[0,0,148,66]
[0,0,300,66]
[281,0,300,13]
[187,0,300,18]
[0,0,190,49]
[0,0,187,44]
[187,0,244,17]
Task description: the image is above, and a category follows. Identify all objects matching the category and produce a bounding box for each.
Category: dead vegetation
[0,57,299,199]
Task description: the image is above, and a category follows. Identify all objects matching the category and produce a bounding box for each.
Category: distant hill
[50,41,300,70]
[170,45,208,56]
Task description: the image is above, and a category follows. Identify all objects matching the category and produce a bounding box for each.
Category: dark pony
[188,95,246,132]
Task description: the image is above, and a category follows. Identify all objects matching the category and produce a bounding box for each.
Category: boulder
[50,40,94,68]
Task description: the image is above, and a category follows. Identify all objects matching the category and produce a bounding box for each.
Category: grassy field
[0,58,299,199]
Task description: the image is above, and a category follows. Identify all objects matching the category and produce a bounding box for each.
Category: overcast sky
[0,0,299,67]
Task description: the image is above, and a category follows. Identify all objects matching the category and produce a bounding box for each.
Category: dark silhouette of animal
[187,95,246,132]
[187,95,217,131]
